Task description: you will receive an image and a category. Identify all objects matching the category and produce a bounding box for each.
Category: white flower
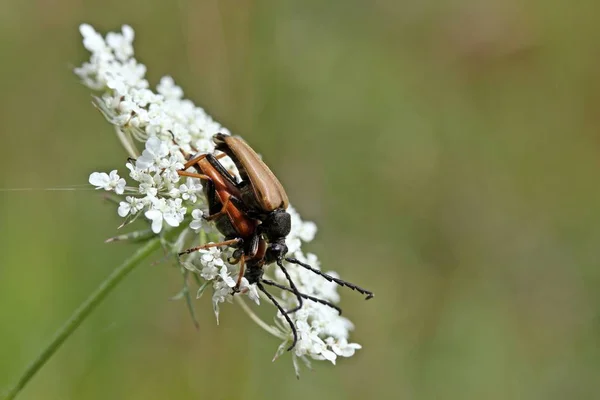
[79,24,107,53]
[325,337,362,358]
[286,206,317,253]
[136,136,170,171]
[190,209,205,232]
[218,265,236,288]
[144,208,164,234]
[200,264,219,281]
[212,280,233,324]
[298,221,317,242]
[144,197,185,233]
[179,178,202,202]
[89,170,126,194]
[164,198,186,226]
[293,319,337,363]
[160,154,185,182]
[157,76,184,100]
[105,25,134,61]
[199,246,225,280]
[118,202,130,217]
[239,278,260,305]
[117,196,146,217]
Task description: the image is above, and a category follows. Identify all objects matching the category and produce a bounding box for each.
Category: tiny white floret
[89,170,126,194]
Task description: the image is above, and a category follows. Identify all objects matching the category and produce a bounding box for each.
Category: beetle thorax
[261,209,291,243]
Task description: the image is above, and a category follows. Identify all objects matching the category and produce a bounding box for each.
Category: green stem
[2,237,162,400]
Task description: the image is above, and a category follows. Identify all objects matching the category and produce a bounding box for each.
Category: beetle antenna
[284,257,374,300]
[257,282,298,351]
[262,279,342,315]
[276,261,303,314]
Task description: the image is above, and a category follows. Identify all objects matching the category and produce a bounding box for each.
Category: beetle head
[265,238,288,264]
[213,133,229,146]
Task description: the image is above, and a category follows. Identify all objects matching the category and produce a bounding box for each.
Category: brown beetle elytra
[213,133,289,211]
[213,133,292,264]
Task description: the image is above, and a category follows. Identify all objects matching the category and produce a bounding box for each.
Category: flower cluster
[77,24,362,370]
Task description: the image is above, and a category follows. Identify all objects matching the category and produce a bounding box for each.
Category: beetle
[212,133,374,300]
[174,133,374,349]
[176,149,341,350]
[212,133,290,262]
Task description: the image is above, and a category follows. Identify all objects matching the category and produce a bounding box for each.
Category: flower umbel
[77,24,364,371]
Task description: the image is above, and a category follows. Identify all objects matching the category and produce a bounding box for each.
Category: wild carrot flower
[77,24,363,373]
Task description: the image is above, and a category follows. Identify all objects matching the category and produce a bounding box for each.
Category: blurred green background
[2,0,600,399]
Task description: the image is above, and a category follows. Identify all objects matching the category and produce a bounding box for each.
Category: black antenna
[262,279,342,315]
[285,257,374,300]
[257,282,297,351]
[276,261,303,313]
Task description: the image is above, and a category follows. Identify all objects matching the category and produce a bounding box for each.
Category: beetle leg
[182,153,209,170]
[202,197,231,221]
[203,179,221,218]
[285,257,375,300]
[229,195,253,214]
[178,238,241,256]
[177,170,211,181]
[205,154,239,186]
[261,279,342,315]
[233,255,246,291]
[226,192,266,220]
[234,234,260,290]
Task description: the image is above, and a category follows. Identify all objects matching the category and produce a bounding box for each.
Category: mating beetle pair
[178,133,373,350]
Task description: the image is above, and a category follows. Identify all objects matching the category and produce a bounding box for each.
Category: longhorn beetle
[176,149,341,350]
[211,133,374,299]
[177,134,374,349]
